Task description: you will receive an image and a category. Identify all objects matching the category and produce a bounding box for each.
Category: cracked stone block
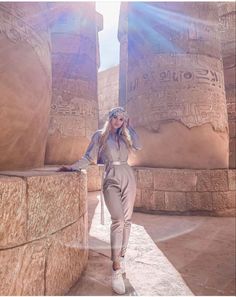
[0,176,27,248]
[45,220,88,295]
[0,240,47,296]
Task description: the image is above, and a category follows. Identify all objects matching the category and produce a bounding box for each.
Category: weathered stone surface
[27,173,81,240]
[164,192,187,212]
[79,170,88,216]
[98,66,119,127]
[229,138,236,168]
[0,3,52,170]
[0,171,88,296]
[133,167,236,216]
[0,240,47,296]
[186,192,213,211]
[197,170,229,192]
[122,3,228,169]
[153,169,197,192]
[45,3,99,165]
[212,192,236,210]
[228,170,236,191]
[0,176,27,248]
[137,168,154,189]
[45,220,88,296]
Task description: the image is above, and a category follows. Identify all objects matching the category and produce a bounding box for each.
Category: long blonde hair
[98,119,133,153]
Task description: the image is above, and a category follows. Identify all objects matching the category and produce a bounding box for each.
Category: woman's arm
[127,123,142,151]
[59,130,101,171]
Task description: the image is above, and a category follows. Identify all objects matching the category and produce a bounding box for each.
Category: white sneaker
[111,268,125,295]
[120,256,126,274]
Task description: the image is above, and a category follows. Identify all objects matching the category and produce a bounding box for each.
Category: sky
[96,2,120,72]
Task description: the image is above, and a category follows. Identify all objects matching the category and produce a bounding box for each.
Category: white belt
[110,161,127,165]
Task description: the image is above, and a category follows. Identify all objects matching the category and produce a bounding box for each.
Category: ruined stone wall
[122,2,229,169]
[45,3,99,165]
[0,3,52,170]
[98,65,119,127]
[0,171,88,295]
[218,3,236,168]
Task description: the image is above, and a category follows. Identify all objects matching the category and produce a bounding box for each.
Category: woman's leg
[103,184,125,266]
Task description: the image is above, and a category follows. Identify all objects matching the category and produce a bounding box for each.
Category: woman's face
[110,114,125,130]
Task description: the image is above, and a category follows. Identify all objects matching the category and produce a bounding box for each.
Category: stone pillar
[45,3,99,165]
[125,2,229,169]
[118,2,128,107]
[0,3,52,170]
[218,3,236,168]
[98,66,119,128]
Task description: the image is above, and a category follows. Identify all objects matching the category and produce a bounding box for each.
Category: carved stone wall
[45,3,99,165]
[0,3,52,170]
[122,2,229,169]
[133,167,236,217]
[98,65,119,127]
[218,3,236,168]
[0,170,88,295]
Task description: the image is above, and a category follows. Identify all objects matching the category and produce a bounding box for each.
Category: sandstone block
[212,192,236,210]
[0,240,47,296]
[196,170,229,192]
[186,192,213,211]
[154,169,197,192]
[134,188,142,208]
[137,168,154,188]
[0,176,27,248]
[27,172,82,240]
[153,191,165,211]
[228,170,236,191]
[164,192,187,212]
[141,189,154,210]
[45,220,87,295]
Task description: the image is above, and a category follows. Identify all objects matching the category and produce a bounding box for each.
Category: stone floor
[68,191,236,296]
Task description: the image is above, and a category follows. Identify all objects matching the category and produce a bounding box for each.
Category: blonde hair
[98,119,133,153]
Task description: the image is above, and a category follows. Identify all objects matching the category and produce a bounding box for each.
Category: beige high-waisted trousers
[103,163,136,262]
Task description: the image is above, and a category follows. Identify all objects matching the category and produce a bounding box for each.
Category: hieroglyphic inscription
[0,5,50,72]
[127,56,228,132]
[128,67,224,93]
[49,96,98,137]
[127,91,228,132]
[52,78,96,103]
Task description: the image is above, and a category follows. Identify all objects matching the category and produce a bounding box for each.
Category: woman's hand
[57,165,78,172]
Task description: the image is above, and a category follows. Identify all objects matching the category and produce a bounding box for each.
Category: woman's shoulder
[91,129,103,142]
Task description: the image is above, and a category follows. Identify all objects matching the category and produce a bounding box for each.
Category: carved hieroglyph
[0,3,52,170]
[124,2,229,169]
[45,3,99,165]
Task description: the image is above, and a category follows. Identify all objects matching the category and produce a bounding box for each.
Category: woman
[59,106,142,294]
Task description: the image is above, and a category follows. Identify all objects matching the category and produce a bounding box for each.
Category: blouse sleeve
[71,130,101,170]
[128,125,142,150]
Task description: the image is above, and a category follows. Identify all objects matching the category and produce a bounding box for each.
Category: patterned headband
[108,107,129,121]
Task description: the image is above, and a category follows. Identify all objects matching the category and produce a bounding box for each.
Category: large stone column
[218,3,236,168]
[0,3,52,170]
[45,3,99,165]
[125,2,229,169]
